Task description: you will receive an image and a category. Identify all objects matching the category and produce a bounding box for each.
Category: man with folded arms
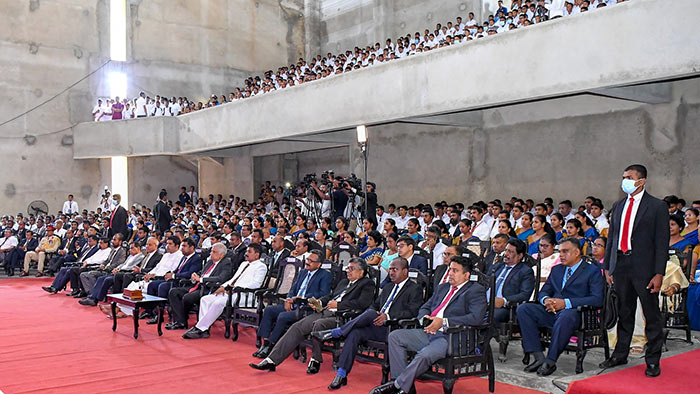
[517,237,604,376]
[112,237,162,293]
[21,225,61,277]
[183,243,267,339]
[253,249,332,358]
[370,255,486,394]
[167,242,233,330]
[314,257,422,390]
[250,258,374,373]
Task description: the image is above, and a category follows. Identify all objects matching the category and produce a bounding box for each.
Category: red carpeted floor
[0,278,542,394]
[566,348,699,394]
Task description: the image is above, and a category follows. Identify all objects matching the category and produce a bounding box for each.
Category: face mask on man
[621,179,639,194]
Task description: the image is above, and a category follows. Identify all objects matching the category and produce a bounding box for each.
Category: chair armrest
[505,300,522,308]
[398,318,421,328]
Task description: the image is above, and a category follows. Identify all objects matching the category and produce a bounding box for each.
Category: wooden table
[106,293,167,339]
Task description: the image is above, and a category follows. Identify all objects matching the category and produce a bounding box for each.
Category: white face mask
[621,179,639,194]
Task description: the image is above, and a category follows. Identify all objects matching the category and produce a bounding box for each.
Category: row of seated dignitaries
[38,233,603,393]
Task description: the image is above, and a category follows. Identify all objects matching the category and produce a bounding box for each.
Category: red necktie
[430,286,458,317]
[620,197,634,253]
[189,262,217,293]
[440,268,449,284]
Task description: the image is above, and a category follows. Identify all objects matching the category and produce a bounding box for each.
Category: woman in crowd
[343,231,357,247]
[321,217,335,240]
[550,212,566,241]
[315,228,333,259]
[382,218,397,237]
[406,218,423,242]
[565,218,590,254]
[669,214,694,253]
[682,208,699,246]
[452,218,474,246]
[497,219,518,239]
[334,217,349,245]
[264,216,277,235]
[358,218,376,249]
[290,214,307,237]
[517,212,534,242]
[575,211,598,243]
[360,231,384,266]
[533,233,560,285]
[592,236,607,270]
[527,214,556,255]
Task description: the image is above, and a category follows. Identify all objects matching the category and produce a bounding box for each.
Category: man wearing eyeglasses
[383,237,428,289]
[253,250,332,359]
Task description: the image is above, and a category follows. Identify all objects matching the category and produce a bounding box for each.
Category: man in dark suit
[107,194,129,240]
[254,249,333,359]
[381,236,427,287]
[517,237,604,376]
[370,255,487,394]
[227,232,247,271]
[264,235,291,278]
[432,245,464,291]
[600,164,670,377]
[250,258,374,372]
[9,230,39,276]
[42,235,99,294]
[166,242,234,330]
[113,237,162,293]
[154,191,172,233]
[488,238,535,323]
[148,237,202,299]
[46,229,83,275]
[481,233,508,274]
[316,257,423,390]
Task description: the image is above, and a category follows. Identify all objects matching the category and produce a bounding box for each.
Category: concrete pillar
[304,0,321,60]
[198,157,230,198]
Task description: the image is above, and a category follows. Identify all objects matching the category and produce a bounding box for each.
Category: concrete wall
[0,0,303,215]
[127,155,198,207]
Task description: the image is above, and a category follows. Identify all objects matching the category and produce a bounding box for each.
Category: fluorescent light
[356,125,367,143]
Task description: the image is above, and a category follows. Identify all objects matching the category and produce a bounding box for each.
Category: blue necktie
[298,271,312,298]
[495,265,513,298]
[380,284,400,314]
[563,267,573,287]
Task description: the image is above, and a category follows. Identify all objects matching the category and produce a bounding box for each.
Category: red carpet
[566,349,699,394]
[0,278,542,394]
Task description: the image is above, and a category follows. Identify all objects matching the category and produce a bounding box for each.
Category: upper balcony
[73,0,700,159]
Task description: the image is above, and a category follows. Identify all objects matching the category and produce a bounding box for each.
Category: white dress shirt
[150,250,184,276]
[617,189,645,251]
[382,277,409,320]
[84,247,112,266]
[430,241,447,269]
[471,219,491,241]
[62,200,79,214]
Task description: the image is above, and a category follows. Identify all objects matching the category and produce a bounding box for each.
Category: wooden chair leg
[381,364,390,384]
[442,378,455,394]
[498,335,509,362]
[575,349,586,374]
[232,323,239,341]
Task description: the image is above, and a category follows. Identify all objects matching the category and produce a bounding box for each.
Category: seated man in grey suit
[370,255,487,394]
[487,238,535,322]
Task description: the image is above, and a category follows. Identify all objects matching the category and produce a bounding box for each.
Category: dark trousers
[336,309,388,374]
[268,310,337,365]
[493,308,510,323]
[612,254,663,364]
[258,304,300,343]
[147,280,173,298]
[89,275,115,301]
[169,287,201,325]
[48,254,77,273]
[517,303,580,362]
[113,272,139,293]
[51,267,72,290]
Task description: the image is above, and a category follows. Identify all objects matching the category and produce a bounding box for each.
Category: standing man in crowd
[154,191,172,233]
[62,194,79,215]
[600,164,669,377]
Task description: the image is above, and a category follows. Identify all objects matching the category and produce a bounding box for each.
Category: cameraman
[355,181,378,228]
[311,177,348,220]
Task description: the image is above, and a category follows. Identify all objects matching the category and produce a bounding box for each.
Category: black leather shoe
[253,344,272,358]
[79,297,98,306]
[166,322,187,330]
[524,359,544,373]
[645,363,661,377]
[312,329,335,342]
[599,357,628,369]
[67,289,80,297]
[537,362,557,376]
[147,316,160,325]
[328,375,347,390]
[42,286,57,294]
[369,382,401,394]
[73,291,87,298]
[306,359,320,374]
[249,359,276,372]
[182,327,210,339]
[138,311,151,320]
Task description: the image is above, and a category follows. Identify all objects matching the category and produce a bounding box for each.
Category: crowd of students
[91,0,629,121]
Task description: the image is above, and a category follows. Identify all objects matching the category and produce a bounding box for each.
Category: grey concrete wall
[127,156,197,207]
[296,146,350,179]
[0,0,303,215]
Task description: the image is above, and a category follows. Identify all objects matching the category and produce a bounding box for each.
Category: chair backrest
[408,268,430,301]
[413,248,433,277]
[331,242,357,270]
[465,240,483,259]
[368,265,382,297]
[469,270,495,328]
[275,257,304,296]
[533,253,542,301]
[321,260,345,290]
